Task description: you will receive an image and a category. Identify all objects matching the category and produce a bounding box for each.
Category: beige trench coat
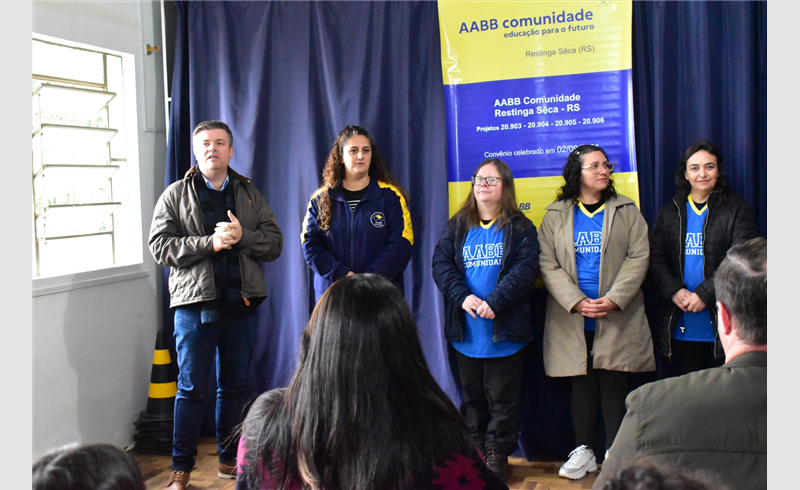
[538,195,655,377]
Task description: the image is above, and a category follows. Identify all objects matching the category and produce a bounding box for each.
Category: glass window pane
[33,84,114,129]
[32,39,105,85]
[37,234,114,276]
[36,213,114,239]
[34,173,113,213]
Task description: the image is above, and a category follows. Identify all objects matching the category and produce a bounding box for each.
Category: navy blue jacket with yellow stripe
[301,178,413,302]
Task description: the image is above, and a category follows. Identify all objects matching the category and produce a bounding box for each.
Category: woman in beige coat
[538,145,654,481]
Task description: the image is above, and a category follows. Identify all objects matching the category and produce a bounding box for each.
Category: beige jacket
[538,194,654,377]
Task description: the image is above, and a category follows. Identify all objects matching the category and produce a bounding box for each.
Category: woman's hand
[576,297,619,318]
[572,298,591,315]
[685,292,706,313]
[462,294,483,319]
[476,301,495,320]
[671,288,692,312]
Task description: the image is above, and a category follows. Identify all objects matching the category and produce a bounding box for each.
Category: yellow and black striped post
[134,329,177,454]
[145,329,177,418]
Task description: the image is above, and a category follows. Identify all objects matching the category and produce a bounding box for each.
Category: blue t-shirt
[574,202,604,331]
[673,197,714,342]
[452,219,525,358]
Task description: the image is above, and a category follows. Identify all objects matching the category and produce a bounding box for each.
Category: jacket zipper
[668,198,684,361]
[492,222,512,342]
[349,198,356,273]
[189,175,217,301]
[240,185,254,306]
[702,199,720,359]
[592,202,612,358]
[455,222,467,342]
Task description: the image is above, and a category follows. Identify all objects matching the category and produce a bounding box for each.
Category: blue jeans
[172,304,257,472]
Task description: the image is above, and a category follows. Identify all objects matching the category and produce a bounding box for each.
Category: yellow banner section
[439,1,632,85]
[448,172,641,226]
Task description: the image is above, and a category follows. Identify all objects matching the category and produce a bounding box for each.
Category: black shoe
[485,448,508,480]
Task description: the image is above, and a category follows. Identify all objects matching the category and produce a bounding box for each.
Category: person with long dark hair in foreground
[432,158,540,480]
[235,274,507,490]
[538,145,654,480]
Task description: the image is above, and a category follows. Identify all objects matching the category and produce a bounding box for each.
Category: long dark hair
[557,144,618,202]
[452,158,527,229]
[674,139,729,201]
[241,274,473,489]
[317,125,406,230]
[32,443,145,490]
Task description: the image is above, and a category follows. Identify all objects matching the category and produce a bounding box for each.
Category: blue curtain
[632,1,767,233]
[164,0,766,459]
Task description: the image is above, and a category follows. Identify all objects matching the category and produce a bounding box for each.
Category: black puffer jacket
[432,214,540,344]
[648,190,759,358]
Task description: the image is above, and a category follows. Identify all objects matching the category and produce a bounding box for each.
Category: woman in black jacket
[432,158,539,481]
[648,140,759,376]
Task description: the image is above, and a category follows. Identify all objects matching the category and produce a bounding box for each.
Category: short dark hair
[674,140,729,200]
[32,443,145,490]
[714,237,766,345]
[193,119,233,147]
[557,144,618,202]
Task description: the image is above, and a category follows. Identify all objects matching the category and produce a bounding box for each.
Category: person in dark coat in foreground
[594,237,767,490]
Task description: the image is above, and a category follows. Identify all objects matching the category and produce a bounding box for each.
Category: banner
[438,1,638,224]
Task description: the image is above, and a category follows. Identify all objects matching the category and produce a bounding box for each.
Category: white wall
[32,0,167,456]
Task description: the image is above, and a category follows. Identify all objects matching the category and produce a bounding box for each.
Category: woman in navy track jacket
[301,125,413,302]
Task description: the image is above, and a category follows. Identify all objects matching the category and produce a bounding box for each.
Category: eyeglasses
[472,176,500,186]
[581,162,614,173]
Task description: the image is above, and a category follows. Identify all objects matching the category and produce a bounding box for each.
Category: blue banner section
[445,69,634,181]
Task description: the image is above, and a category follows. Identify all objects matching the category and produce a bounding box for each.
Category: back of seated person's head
[714,236,767,345]
[241,273,473,490]
[32,442,145,490]
[599,458,726,490]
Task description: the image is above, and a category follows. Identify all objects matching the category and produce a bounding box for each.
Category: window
[32,36,142,278]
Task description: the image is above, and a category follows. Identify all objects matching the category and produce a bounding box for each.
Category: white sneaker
[558,445,598,480]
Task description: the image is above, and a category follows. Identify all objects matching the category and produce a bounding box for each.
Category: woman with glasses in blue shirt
[538,145,654,481]
[432,158,540,481]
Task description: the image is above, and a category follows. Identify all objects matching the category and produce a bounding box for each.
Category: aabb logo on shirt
[575,231,601,253]
[685,233,704,255]
[370,212,386,228]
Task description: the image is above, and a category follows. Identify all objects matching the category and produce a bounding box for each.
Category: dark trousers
[455,347,525,455]
[571,331,628,452]
[673,339,725,375]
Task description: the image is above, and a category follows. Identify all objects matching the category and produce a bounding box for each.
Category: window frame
[31,33,146,293]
